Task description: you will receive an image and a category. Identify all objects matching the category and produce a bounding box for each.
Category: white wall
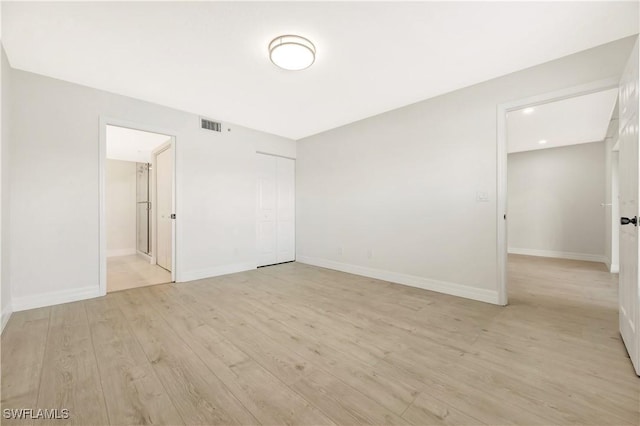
[296,36,636,304]
[106,159,136,257]
[1,45,12,330]
[507,142,606,262]
[8,67,295,311]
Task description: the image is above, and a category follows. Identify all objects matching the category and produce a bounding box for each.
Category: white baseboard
[12,286,102,312]
[604,258,619,273]
[508,248,607,264]
[296,256,499,305]
[179,262,256,283]
[1,303,12,334]
[136,251,152,263]
[107,248,137,258]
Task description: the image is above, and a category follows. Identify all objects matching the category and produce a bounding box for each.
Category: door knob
[621,216,637,226]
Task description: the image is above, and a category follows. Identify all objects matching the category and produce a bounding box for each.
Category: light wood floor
[1,255,638,425]
[107,254,171,292]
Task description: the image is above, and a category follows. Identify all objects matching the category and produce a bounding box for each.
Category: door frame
[496,77,619,305]
[151,140,176,278]
[99,117,178,296]
[610,148,620,273]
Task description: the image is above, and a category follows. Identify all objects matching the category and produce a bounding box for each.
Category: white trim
[149,153,158,265]
[99,117,107,297]
[1,305,12,334]
[497,100,508,306]
[100,116,178,295]
[496,77,619,306]
[107,248,137,258]
[136,251,152,263]
[255,151,296,161]
[609,150,620,275]
[604,257,619,274]
[297,256,499,305]
[179,262,257,283]
[508,248,607,264]
[12,286,101,312]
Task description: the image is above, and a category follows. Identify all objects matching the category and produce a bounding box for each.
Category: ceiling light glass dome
[269,35,316,71]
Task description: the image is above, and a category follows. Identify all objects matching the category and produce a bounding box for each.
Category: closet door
[256,154,295,267]
[276,157,295,263]
[256,154,278,266]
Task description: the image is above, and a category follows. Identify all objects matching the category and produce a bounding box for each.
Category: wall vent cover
[201,118,222,132]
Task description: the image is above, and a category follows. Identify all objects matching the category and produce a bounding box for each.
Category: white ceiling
[106,125,171,163]
[507,88,619,154]
[3,2,638,140]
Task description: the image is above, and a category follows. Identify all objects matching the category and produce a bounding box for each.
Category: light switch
[476,191,489,202]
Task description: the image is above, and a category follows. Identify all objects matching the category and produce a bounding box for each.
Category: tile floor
[107,254,171,292]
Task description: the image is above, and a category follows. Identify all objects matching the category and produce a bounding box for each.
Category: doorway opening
[497,76,640,377]
[100,121,176,294]
[497,78,620,305]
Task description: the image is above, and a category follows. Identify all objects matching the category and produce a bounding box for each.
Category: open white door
[154,144,173,273]
[618,37,640,376]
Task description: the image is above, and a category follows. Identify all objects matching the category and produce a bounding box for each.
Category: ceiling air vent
[201,117,222,132]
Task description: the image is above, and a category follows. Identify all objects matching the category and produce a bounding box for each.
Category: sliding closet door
[256,154,295,267]
[276,157,295,263]
[276,157,296,263]
[257,154,278,266]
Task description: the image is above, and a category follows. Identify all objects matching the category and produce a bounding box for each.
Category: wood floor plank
[158,283,316,386]
[84,296,184,425]
[112,290,259,426]
[289,369,411,425]
[0,308,51,426]
[380,348,563,425]
[401,391,485,426]
[249,266,491,355]
[140,285,335,426]
[181,279,420,416]
[36,302,109,425]
[464,336,639,424]
[1,255,638,425]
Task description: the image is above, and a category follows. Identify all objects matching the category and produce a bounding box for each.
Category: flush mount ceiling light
[538,139,548,145]
[522,107,535,114]
[269,35,316,71]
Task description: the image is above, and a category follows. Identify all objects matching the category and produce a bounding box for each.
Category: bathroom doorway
[101,123,176,293]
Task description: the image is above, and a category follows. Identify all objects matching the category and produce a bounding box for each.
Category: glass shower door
[136,163,151,255]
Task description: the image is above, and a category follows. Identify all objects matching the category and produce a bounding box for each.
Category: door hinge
[170,214,176,219]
